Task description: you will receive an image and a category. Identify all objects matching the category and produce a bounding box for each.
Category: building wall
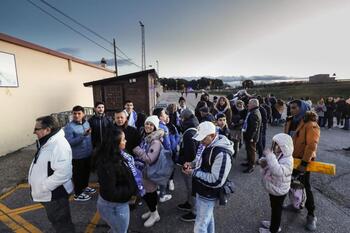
[0,40,114,156]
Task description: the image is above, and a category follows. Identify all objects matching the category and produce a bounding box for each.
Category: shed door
[103,85,124,111]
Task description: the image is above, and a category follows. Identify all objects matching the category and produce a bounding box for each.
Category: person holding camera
[259,133,294,233]
[183,121,233,233]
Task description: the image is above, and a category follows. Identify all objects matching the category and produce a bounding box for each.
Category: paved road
[0,91,349,233]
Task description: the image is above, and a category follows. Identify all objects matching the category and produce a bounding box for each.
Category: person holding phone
[258,133,293,233]
[64,105,95,202]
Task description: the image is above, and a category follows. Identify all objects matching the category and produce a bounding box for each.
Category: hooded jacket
[28,129,74,202]
[284,111,320,162]
[133,129,164,193]
[178,115,199,165]
[192,135,234,200]
[261,133,294,196]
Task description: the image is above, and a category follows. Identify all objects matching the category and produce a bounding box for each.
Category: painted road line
[0,186,18,200]
[0,214,28,233]
[7,204,43,215]
[85,211,100,233]
[0,203,42,233]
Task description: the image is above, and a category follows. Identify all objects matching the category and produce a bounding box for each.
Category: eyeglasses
[34,128,43,131]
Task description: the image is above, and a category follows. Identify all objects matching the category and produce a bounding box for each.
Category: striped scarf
[194,144,206,169]
[121,150,146,197]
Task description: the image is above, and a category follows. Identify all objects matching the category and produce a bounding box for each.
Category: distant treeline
[159,77,227,90]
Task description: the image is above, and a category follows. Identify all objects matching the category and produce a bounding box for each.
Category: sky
[1,0,350,78]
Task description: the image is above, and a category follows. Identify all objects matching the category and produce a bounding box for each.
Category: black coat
[178,116,199,165]
[114,124,141,156]
[230,105,248,131]
[88,115,113,148]
[243,107,262,142]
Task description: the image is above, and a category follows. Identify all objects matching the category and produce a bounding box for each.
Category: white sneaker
[144,210,160,227]
[84,187,96,195]
[74,193,91,202]
[159,194,172,203]
[260,221,281,232]
[169,180,175,191]
[259,227,271,233]
[141,211,151,220]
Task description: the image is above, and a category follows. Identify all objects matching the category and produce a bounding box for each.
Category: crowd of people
[27,90,349,233]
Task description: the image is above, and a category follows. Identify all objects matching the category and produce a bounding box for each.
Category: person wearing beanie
[199,106,215,123]
[132,115,164,227]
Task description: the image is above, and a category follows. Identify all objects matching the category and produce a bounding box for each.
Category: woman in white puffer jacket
[258,133,294,233]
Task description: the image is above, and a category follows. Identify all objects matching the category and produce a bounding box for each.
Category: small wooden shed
[84,69,158,115]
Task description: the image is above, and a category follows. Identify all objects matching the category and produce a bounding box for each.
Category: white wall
[0,40,114,156]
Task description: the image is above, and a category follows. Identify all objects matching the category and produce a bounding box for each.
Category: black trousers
[143,191,158,212]
[326,115,334,128]
[41,197,75,233]
[269,194,286,233]
[72,157,91,195]
[298,171,315,217]
[244,140,257,167]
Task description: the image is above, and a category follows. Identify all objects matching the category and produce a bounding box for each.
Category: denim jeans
[194,194,216,233]
[97,195,129,233]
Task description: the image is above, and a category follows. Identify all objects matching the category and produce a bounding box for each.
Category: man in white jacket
[28,116,75,233]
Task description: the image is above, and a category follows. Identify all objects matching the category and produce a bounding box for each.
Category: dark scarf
[34,129,60,163]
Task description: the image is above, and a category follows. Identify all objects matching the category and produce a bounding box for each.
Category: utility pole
[139,21,146,71]
[156,60,159,75]
[113,38,118,76]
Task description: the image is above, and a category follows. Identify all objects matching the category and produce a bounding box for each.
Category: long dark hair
[96,127,124,165]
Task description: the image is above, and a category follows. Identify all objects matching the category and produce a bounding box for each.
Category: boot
[141,211,151,220]
[144,210,160,227]
[305,215,317,231]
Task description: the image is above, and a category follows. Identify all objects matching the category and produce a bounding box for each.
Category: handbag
[219,179,235,206]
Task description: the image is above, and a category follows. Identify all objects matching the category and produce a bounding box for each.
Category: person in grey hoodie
[258,133,294,233]
[183,121,233,233]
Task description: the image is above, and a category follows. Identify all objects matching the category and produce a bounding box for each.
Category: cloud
[89,58,134,67]
[56,47,81,56]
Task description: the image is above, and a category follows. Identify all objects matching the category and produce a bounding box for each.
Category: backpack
[145,145,174,186]
[289,175,307,209]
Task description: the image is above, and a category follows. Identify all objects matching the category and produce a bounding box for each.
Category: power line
[38,0,135,62]
[24,0,142,68]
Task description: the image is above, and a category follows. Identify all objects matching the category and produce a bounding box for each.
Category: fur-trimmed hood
[304,110,318,123]
[144,129,164,143]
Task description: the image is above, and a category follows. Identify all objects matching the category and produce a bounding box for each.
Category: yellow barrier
[293,158,336,175]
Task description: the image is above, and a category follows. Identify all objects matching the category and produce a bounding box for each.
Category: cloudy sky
[1,0,349,78]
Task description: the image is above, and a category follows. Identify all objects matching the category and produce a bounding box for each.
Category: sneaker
[177,202,192,211]
[260,221,281,232]
[74,193,91,202]
[342,147,350,151]
[305,215,317,231]
[144,210,160,227]
[141,211,151,220]
[283,204,301,213]
[84,187,96,195]
[159,194,172,203]
[259,227,271,233]
[181,212,196,222]
[169,179,175,191]
[243,166,254,173]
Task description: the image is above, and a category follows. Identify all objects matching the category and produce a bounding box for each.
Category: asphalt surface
[0,91,349,233]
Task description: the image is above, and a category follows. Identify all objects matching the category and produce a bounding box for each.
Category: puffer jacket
[192,135,233,200]
[261,133,294,196]
[28,129,74,202]
[133,129,164,193]
[64,120,93,159]
[284,111,320,162]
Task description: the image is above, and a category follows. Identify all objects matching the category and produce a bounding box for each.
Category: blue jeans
[97,195,129,233]
[194,194,216,233]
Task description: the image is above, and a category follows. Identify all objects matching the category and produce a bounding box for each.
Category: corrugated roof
[0,33,115,73]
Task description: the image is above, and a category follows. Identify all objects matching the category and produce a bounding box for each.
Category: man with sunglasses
[29,116,75,232]
[284,100,320,231]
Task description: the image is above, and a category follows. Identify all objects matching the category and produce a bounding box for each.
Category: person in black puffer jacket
[177,109,199,222]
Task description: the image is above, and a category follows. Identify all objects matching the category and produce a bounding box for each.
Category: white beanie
[145,115,160,130]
